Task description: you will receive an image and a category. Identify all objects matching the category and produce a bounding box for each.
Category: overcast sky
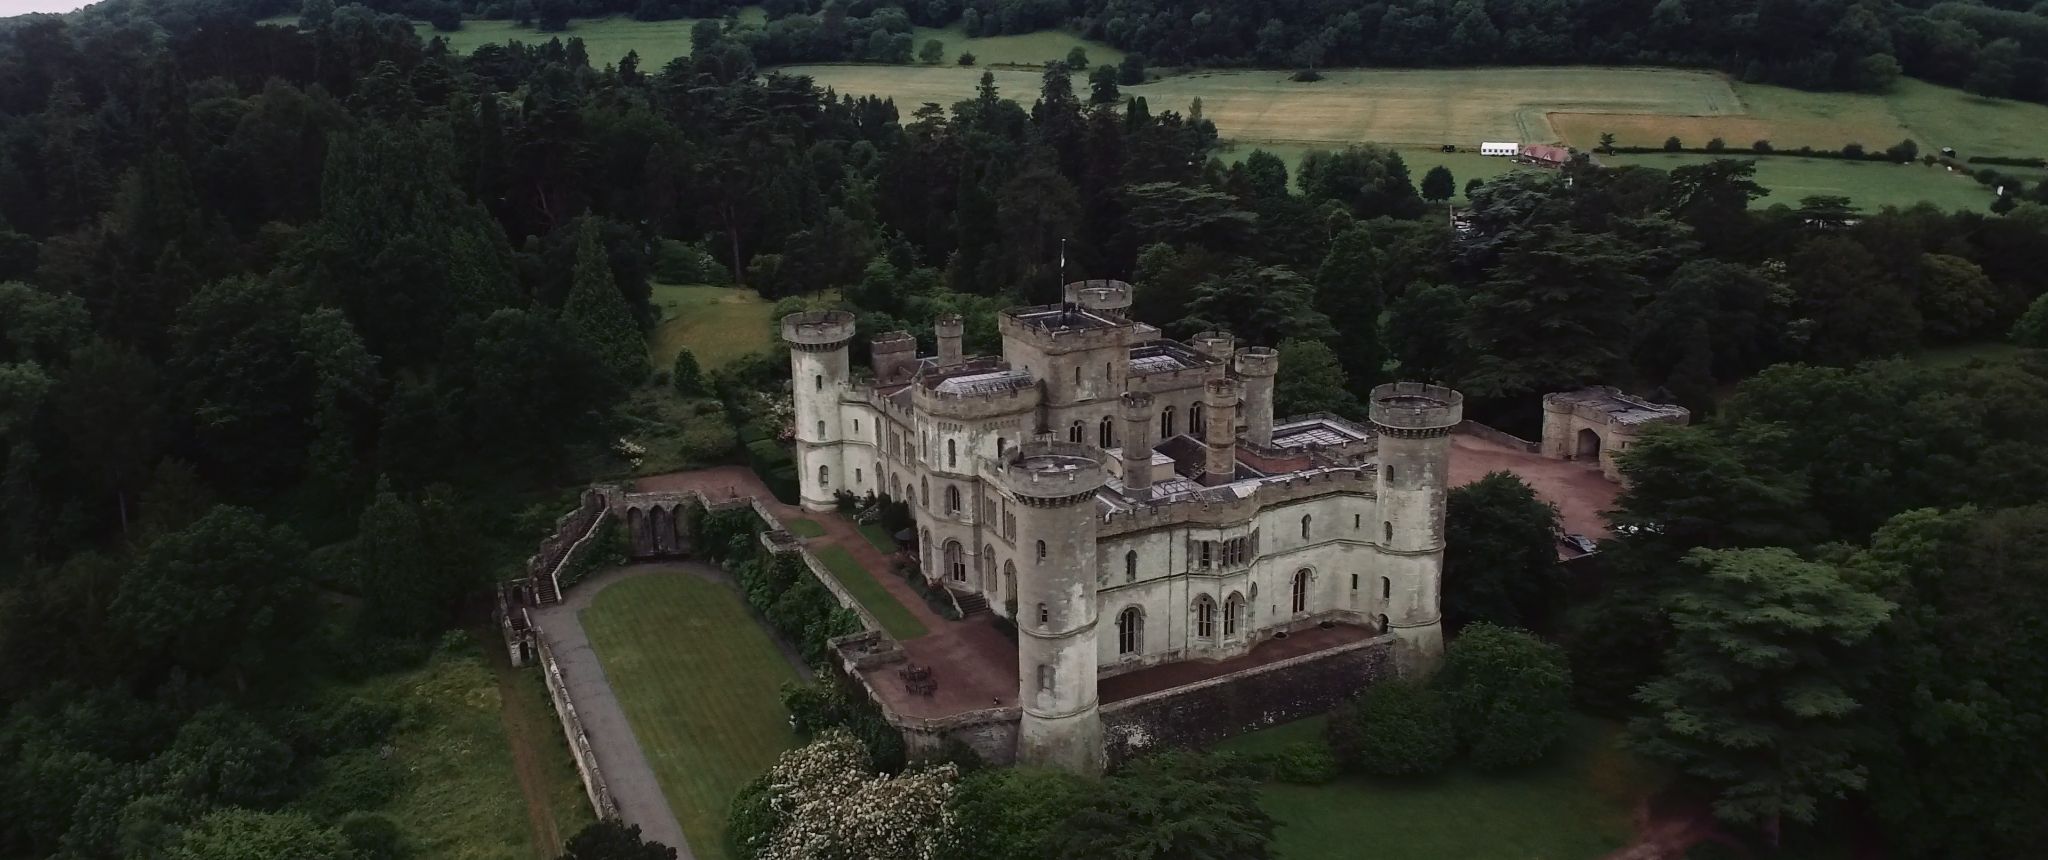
[1,1,96,15]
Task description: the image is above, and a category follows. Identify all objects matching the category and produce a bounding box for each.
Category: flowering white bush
[752,730,959,860]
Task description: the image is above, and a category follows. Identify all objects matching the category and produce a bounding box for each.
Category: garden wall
[1101,634,1396,765]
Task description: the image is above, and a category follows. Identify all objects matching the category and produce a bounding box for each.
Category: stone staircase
[533,574,561,606]
[954,591,989,617]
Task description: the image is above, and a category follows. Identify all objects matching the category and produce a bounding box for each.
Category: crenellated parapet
[1063,279,1134,313]
[1004,441,1108,507]
[781,310,856,352]
[1369,383,1464,438]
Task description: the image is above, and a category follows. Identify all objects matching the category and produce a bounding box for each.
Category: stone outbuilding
[1540,387,1689,482]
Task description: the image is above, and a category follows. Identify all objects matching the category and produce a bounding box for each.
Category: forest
[4,0,2048,857]
[296,0,2048,103]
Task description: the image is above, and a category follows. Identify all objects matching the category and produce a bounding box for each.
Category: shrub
[1291,68,1324,82]
[1663,136,1682,151]
[1704,137,1726,152]
[1326,679,1456,776]
[1437,624,1573,769]
[676,418,737,464]
[337,813,405,860]
[1842,142,1866,159]
[1255,741,1339,784]
[1752,140,1773,153]
[298,749,409,819]
[957,51,976,66]
[670,348,704,395]
[652,239,729,284]
[726,773,779,860]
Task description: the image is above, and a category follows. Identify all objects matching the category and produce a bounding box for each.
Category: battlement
[870,330,916,354]
[1063,279,1134,313]
[1100,467,1376,535]
[1000,304,1134,353]
[1005,441,1108,503]
[1235,346,1279,377]
[913,362,1041,419]
[1119,390,1155,416]
[1369,383,1464,434]
[1189,331,1235,361]
[781,310,856,350]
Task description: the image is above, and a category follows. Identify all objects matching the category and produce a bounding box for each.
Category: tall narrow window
[1198,541,1212,568]
[1099,416,1115,448]
[1292,569,1310,614]
[1069,420,1084,443]
[1384,521,1393,542]
[1354,514,1361,530]
[819,465,829,486]
[1036,540,1046,561]
[1117,607,1144,655]
[855,468,862,483]
[946,541,965,581]
[814,374,822,390]
[1301,514,1312,539]
[1195,596,1216,639]
[946,485,961,513]
[1125,550,1137,582]
[1074,366,1081,385]
[1190,401,1205,435]
[1381,576,1392,600]
[1038,664,1054,692]
[919,477,928,506]
[1224,593,1243,637]
[947,439,957,468]
[1160,406,1175,438]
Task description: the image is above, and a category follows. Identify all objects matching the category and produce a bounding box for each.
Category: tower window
[1301,514,1312,539]
[1351,573,1358,590]
[1038,603,1048,625]
[814,374,822,390]
[1198,541,1212,569]
[1036,540,1046,561]
[1074,366,1081,385]
[1117,607,1144,655]
[1161,406,1175,438]
[855,468,862,483]
[1224,593,1243,637]
[1384,521,1393,542]
[817,420,825,438]
[1125,550,1137,582]
[1382,576,1392,600]
[1038,664,1054,692]
[1099,415,1115,448]
[1069,420,1084,443]
[946,485,961,513]
[819,465,829,486]
[1190,401,1206,435]
[1195,596,1216,639]
[1354,514,1361,530]
[947,438,957,468]
[1292,569,1310,614]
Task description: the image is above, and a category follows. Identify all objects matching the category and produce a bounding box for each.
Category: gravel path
[532,566,694,859]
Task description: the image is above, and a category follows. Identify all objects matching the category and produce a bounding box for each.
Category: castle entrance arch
[1576,427,1603,460]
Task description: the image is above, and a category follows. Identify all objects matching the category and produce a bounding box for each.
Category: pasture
[1601,152,1996,211]
[406,9,768,66]
[1219,715,1658,860]
[648,283,777,372]
[582,570,804,860]
[906,23,1124,68]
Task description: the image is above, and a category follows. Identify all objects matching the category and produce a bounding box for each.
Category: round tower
[1004,441,1108,774]
[1234,347,1279,447]
[1202,377,1241,486]
[1368,382,1464,673]
[1118,391,1156,497]
[1063,279,1134,314]
[782,311,856,512]
[935,314,965,367]
[1189,330,1235,362]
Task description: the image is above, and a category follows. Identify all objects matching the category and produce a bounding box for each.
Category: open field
[583,572,803,860]
[1602,152,1996,211]
[413,10,768,66]
[813,544,928,639]
[1219,715,1659,860]
[906,23,1122,68]
[649,283,777,371]
[309,638,593,860]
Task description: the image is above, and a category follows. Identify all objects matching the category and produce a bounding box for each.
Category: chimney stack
[1203,377,1241,486]
[1235,347,1279,447]
[1119,391,1156,498]
[935,314,964,367]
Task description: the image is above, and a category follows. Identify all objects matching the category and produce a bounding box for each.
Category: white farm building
[1480,142,1520,156]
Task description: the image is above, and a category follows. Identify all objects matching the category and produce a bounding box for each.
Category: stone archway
[1576,427,1603,460]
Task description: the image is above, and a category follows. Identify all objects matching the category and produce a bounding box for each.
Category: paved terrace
[1449,432,1619,539]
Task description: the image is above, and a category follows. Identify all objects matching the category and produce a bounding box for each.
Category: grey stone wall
[1101,635,1395,765]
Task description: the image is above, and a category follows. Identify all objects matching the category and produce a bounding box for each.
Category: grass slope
[582,571,803,860]
[315,638,593,860]
[408,9,770,66]
[648,283,776,371]
[783,517,826,538]
[1218,715,1657,860]
[812,544,928,640]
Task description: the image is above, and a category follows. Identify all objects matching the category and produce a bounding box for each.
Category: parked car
[1561,533,1599,554]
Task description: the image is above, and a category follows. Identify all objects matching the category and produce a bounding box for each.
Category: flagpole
[1058,237,1068,302]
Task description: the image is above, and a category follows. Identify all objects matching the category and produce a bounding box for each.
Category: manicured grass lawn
[811,544,928,640]
[1603,152,1996,211]
[1220,715,1658,860]
[858,522,898,554]
[648,283,777,371]
[312,637,593,860]
[904,24,1123,68]
[582,573,803,860]
[783,517,825,538]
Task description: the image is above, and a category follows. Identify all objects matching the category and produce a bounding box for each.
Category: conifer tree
[563,217,647,388]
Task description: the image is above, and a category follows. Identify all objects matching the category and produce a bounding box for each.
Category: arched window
[946,485,961,513]
[1224,593,1244,637]
[1190,401,1206,435]
[946,541,966,581]
[1037,664,1054,692]
[1195,595,1216,638]
[996,436,1006,456]
[919,477,929,506]
[1117,607,1144,655]
[1099,415,1115,448]
[1069,420,1084,443]
[1035,540,1047,561]
[1377,613,1390,632]
[947,438,957,468]
[817,420,826,438]
[1301,514,1312,539]
[1292,569,1311,614]
[818,465,830,486]
[814,374,823,390]
[1381,576,1392,600]
[982,545,993,578]
[1124,550,1137,581]
[1160,406,1176,438]
[1383,521,1393,542]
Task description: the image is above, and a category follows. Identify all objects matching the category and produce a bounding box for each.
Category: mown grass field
[1218,715,1659,860]
[648,283,777,371]
[313,637,594,860]
[582,571,803,860]
[408,9,769,66]
[1602,152,1996,211]
[905,23,1123,68]
[812,544,928,639]
[783,517,826,538]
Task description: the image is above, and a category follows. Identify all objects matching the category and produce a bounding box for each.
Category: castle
[783,280,1461,773]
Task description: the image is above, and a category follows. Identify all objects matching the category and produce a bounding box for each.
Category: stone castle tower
[1367,383,1463,670]
[782,310,857,512]
[1003,441,1108,773]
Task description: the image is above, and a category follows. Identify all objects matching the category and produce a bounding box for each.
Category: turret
[936,314,964,367]
[1202,377,1241,486]
[1235,347,1278,447]
[870,330,917,384]
[1368,382,1463,673]
[1063,279,1134,314]
[1118,391,1156,498]
[1004,441,1108,774]
[783,311,857,512]
[1189,330,1235,363]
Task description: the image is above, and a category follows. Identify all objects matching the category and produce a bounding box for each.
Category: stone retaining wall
[1101,634,1396,765]
[1456,419,1540,453]
[536,635,619,820]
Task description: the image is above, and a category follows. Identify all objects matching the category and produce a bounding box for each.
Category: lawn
[309,636,594,860]
[1219,715,1659,860]
[783,517,825,538]
[811,544,928,640]
[405,9,770,67]
[649,283,777,371]
[905,23,1123,68]
[582,572,804,860]
[1601,152,1996,211]
[857,522,898,555]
